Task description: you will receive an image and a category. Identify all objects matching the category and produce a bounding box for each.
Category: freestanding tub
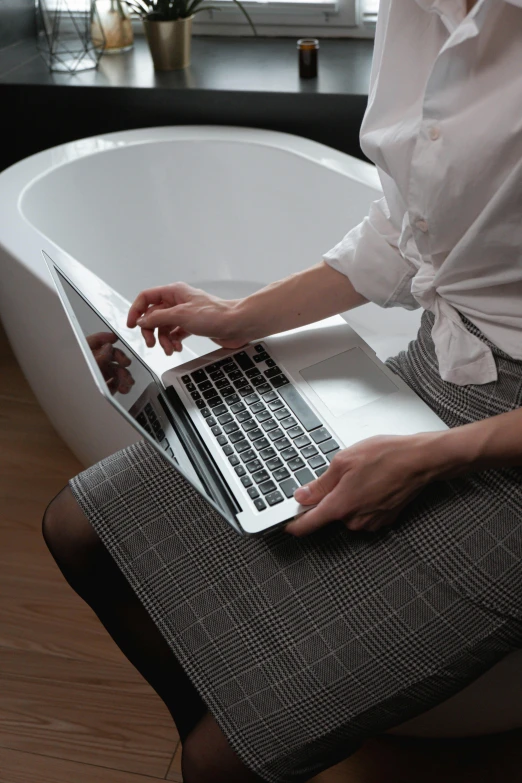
[0,126,520,737]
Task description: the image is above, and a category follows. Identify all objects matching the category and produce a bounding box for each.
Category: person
[42,0,522,781]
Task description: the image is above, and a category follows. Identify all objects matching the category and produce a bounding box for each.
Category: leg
[182,711,268,783]
[42,485,207,741]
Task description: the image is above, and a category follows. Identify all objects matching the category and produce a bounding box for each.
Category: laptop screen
[55,270,159,416]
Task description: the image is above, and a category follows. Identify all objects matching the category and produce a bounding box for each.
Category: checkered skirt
[70,310,522,783]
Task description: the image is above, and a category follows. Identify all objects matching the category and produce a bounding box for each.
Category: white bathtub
[0,126,520,734]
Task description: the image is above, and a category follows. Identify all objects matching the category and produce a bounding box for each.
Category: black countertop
[0,35,373,95]
[1,35,373,172]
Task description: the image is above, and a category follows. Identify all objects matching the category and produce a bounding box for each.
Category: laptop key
[228,370,242,382]
[282,447,298,461]
[281,417,297,430]
[253,437,270,451]
[245,393,260,405]
[145,403,154,416]
[294,435,311,449]
[274,408,290,421]
[262,419,278,432]
[248,486,260,499]
[320,439,339,453]
[246,367,261,378]
[288,426,304,439]
[156,429,165,442]
[259,447,276,461]
[238,385,255,397]
[229,431,246,444]
[190,369,207,384]
[191,391,201,401]
[217,412,233,425]
[181,375,190,384]
[137,412,147,426]
[259,480,277,495]
[198,380,213,392]
[271,375,290,389]
[254,344,265,353]
[235,351,255,371]
[250,402,265,415]
[279,477,298,498]
[311,427,331,444]
[230,401,245,414]
[252,469,270,484]
[326,448,340,461]
[242,420,257,432]
[211,426,222,437]
[152,419,161,432]
[186,382,196,392]
[266,456,283,471]
[277,385,323,432]
[288,457,305,471]
[266,358,276,367]
[246,459,264,474]
[195,399,206,409]
[208,396,224,408]
[223,393,240,405]
[229,455,240,466]
[263,391,278,403]
[273,467,290,482]
[309,455,326,469]
[264,366,282,378]
[251,375,267,388]
[275,438,291,452]
[268,399,284,412]
[256,409,271,422]
[216,378,230,390]
[209,370,224,381]
[248,428,264,441]
[223,444,233,456]
[213,404,227,417]
[201,408,211,418]
[295,467,315,485]
[220,386,235,398]
[254,498,267,511]
[223,422,239,434]
[253,352,269,363]
[234,377,249,390]
[316,466,328,477]
[266,490,284,506]
[217,435,227,447]
[241,475,253,488]
[222,363,236,374]
[301,445,318,459]
[268,428,285,442]
[235,440,251,454]
[256,383,272,395]
[237,410,252,423]
[241,449,257,463]
[235,465,247,477]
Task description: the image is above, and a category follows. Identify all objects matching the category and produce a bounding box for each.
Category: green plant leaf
[231,0,258,36]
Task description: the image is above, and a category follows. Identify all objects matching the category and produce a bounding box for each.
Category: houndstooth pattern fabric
[70,310,522,783]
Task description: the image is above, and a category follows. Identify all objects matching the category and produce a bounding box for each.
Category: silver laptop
[45,251,447,536]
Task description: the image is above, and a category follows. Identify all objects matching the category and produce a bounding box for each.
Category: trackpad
[300,348,397,417]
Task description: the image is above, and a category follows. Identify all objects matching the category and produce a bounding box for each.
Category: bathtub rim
[0,125,381,291]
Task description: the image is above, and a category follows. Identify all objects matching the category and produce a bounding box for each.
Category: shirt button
[429,126,441,141]
[416,219,429,233]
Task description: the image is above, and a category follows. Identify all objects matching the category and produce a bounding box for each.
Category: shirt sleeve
[323,196,421,311]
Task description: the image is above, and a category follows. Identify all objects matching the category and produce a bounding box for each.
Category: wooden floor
[0,322,520,783]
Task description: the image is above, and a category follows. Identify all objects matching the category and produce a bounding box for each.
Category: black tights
[42,486,266,783]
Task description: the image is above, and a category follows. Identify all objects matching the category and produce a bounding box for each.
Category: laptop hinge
[160,386,241,518]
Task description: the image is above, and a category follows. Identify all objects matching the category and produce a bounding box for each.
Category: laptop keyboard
[181,344,340,512]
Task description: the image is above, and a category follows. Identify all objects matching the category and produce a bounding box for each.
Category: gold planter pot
[143,17,193,71]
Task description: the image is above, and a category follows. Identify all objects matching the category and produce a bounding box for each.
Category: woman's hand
[86,332,134,395]
[127,282,249,355]
[286,433,446,537]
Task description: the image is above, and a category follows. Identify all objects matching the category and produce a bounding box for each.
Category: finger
[112,347,132,367]
[137,305,187,330]
[158,327,175,356]
[285,490,348,537]
[127,288,166,328]
[141,326,156,348]
[293,460,341,506]
[86,331,118,350]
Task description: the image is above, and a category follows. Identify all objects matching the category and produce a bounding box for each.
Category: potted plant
[123,0,257,71]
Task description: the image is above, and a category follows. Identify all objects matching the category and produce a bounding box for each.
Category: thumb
[137,305,188,330]
[293,463,339,506]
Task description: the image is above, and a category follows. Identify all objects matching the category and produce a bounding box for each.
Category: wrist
[226,296,259,342]
[412,428,479,483]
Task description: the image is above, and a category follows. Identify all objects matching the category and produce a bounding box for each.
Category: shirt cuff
[323,198,420,310]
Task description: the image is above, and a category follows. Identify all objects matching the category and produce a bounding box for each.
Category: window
[62,0,379,38]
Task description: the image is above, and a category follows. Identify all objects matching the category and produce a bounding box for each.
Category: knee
[42,485,103,583]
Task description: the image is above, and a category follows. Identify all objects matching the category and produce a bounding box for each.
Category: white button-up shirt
[324,0,522,385]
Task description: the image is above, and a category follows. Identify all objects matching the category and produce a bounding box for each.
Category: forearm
[232,261,367,341]
[418,407,522,483]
